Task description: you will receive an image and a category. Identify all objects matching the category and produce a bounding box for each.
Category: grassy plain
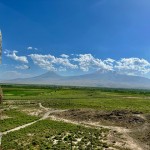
[0,84,150,149]
[2,84,150,112]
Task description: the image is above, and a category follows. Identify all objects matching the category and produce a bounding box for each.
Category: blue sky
[1,0,150,79]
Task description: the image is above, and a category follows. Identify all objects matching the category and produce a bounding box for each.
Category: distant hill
[2,70,150,89]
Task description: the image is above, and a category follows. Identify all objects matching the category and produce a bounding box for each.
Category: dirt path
[1,111,64,135]
[39,103,49,111]
[3,120,38,135]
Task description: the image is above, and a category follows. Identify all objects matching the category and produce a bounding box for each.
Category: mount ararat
[2,70,150,89]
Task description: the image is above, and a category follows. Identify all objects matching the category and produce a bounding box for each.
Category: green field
[2,84,150,112]
[0,84,150,150]
[2,120,109,150]
[0,109,39,132]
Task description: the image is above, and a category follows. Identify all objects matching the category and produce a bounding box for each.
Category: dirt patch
[129,123,150,150]
[130,114,150,149]
[0,115,11,120]
[53,109,145,128]
[146,114,150,123]
[51,109,147,150]
[21,108,46,117]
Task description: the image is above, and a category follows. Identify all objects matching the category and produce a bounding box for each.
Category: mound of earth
[130,114,150,149]
[54,109,145,128]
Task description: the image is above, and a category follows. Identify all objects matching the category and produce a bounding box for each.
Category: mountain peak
[3,69,150,89]
[35,71,60,78]
[95,69,116,74]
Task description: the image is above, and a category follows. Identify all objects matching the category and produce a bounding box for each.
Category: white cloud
[27,47,38,50]
[61,54,69,58]
[27,47,33,50]
[29,53,114,72]
[2,49,147,76]
[103,58,115,68]
[37,54,150,75]
[15,65,29,70]
[104,58,115,64]
[115,58,150,75]
[29,54,78,71]
[5,50,28,63]
[73,54,113,71]
[29,53,150,75]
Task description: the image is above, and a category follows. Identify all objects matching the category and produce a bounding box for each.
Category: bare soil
[129,114,150,149]
[0,115,11,120]
[53,109,145,128]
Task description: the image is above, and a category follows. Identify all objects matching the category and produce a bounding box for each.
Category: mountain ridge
[2,70,150,89]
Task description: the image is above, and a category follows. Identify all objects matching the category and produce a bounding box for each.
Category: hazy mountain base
[2,70,150,89]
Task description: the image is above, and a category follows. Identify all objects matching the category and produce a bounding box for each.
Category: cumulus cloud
[15,65,30,70]
[104,58,115,64]
[29,54,78,72]
[4,50,28,63]
[28,53,150,75]
[29,53,114,72]
[73,54,113,71]
[61,54,69,58]
[3,49,145,76]
[114,58,150,75]
[27,47,38,50]
[27,47,33,50]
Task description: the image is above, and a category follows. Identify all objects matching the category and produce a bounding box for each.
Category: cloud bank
[4,50,150,76]
[29,54,78,71]
[28,53,150,76]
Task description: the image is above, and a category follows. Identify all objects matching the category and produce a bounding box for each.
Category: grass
[2,119,109,150]
[0,84,150,149]
[0,109,39,132]
[2,84,150,113]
